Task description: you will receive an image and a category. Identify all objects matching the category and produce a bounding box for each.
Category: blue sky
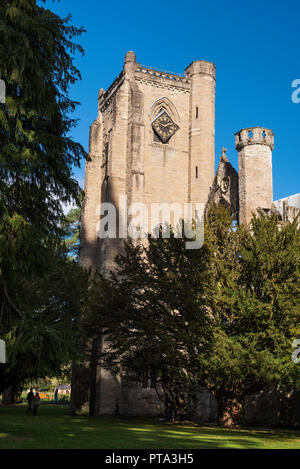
[47,0,300,201]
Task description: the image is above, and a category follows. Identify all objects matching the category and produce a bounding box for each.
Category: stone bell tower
[235,127,274,225]
[79,51,216,416]
[81,51,216,276]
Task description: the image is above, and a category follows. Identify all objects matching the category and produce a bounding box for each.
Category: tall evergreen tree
[0,0,87,395]
[200,208,299,425]
[87,206,300,426]
[82,224,213,416]
[0,247,90,396]
[0,0,86,286]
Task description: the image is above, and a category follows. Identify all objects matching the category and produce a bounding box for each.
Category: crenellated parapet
[136,64,188,83]
[235,127,274,151]
[98,71,125,113]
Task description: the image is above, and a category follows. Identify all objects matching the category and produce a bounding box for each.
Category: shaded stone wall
[192,388,218,423]
[120,383,163,417]
[244,386,300,428]
[193,387,300,428]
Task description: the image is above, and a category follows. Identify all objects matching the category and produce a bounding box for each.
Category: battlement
[235,127,274,151]
[136,64,188,83]
[98,51,192,113]
[98,70,125,112]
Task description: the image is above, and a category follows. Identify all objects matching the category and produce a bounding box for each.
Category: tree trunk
[217,393,243,427]
[70,339,91,415]
[70,336,101,416]
[70,361,90,414]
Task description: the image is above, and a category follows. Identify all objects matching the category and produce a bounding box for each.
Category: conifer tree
[0,0,86,285]
[89,206,300,426]
[0,0,87,395]
[190,207,299,426]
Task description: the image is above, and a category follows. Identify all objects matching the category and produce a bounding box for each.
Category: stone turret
[185,61,216,206]
[236,127,274,225]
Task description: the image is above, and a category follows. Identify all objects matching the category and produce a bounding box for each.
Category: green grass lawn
[0,404,299,449]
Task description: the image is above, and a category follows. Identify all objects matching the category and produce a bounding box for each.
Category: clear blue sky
[47,0,300,201]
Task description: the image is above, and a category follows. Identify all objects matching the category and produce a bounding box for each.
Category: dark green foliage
[89,205,300,425]
[201,208,300,425]
[0,1,88,393]
[0,245,90,395]
[85,227,213,409]
[0,0,86,280]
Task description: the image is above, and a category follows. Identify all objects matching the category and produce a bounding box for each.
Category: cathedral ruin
[79,51,299,417]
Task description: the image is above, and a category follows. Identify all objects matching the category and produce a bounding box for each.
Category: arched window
[149,99,180,145]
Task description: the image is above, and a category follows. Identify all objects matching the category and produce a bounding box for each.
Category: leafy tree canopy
[87,206,300,426]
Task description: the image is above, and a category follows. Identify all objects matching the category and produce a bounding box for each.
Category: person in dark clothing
[54,387,58,404]
[26,389,34,414]
[114,399,120,418]
[33,392,40,416]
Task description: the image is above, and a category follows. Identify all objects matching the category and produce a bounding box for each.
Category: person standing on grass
[26,388,34,414]
[54,387,58,404]
[33,392,40,416]
[114,399,120,418]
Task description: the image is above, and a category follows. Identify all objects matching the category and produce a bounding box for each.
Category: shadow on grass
[0,405,299,449]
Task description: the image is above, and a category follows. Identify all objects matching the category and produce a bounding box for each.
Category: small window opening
[104,142,109,178]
